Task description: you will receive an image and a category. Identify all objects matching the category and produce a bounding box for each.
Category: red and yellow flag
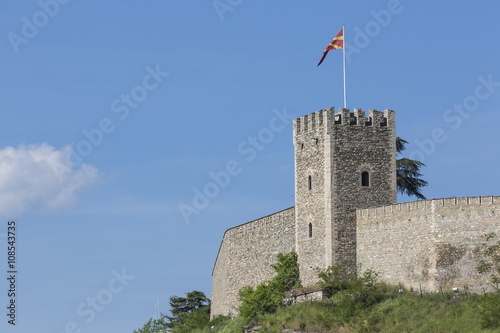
[317,27,344,66]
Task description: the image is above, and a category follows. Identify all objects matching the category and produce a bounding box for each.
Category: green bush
[317,264,379,295]
[479,292,500,328]
[238,283,282,321]
[315,264,392,326]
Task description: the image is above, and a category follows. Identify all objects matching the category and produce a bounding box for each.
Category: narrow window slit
[361,171,370,187]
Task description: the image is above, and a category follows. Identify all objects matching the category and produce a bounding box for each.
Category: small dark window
[301,143,304,150]
[361,171,370,187]
[308,223,312,238]
[308,175,312,190]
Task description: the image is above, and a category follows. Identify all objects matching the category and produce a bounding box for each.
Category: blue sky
[1,1,500,332]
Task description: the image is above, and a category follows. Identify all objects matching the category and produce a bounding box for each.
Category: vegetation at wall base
[190,288,500,333]
[134,234,500,332]
[238,251,302,322]
[476,232,500,328]
[132,289,500,333]
[190,259,500,332]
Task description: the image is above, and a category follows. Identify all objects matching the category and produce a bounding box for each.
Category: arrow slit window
[361,171,370,187]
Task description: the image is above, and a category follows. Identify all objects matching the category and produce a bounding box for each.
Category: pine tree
[396,137,428,200]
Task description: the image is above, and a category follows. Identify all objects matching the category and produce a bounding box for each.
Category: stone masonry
[211,207,295,317]
[211,106,499,318]
[293,107,396,286]
[357,196,500,293]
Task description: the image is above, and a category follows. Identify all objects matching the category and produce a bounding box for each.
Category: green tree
[132,290,210,333]
[239,250,301,321]
[165,290,210,332]
[270,250,302,293]
[396,137,428,200]
[132,318,168,333]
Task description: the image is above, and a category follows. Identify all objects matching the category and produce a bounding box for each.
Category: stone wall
[283,288,326,306]
[329,108,396,273]
[357,196,500,293]
[211,207,296,318]
[293,108,328,286]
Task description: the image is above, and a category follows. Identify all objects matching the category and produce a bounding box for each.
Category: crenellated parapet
[357,195,500,219]
[293,107,395,137]
[293,107,330,135]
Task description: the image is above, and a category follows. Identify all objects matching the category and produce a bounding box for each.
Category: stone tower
[293,107,397,286]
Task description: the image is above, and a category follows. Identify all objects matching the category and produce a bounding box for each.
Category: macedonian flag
[317,27,344,66]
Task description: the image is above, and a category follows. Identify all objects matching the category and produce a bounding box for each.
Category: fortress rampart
[357,196,500,293]
[211,207,296,318]
[211,106,499,319]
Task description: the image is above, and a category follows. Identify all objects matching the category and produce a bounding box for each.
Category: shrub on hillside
[316,264,388,322]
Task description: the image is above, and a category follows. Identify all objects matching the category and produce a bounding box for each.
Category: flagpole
[343,24,346,108]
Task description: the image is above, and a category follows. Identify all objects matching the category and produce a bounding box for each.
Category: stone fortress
[211,106,500,318]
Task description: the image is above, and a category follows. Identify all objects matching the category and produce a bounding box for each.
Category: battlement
[293,107,395,135]
[357,196,500,220]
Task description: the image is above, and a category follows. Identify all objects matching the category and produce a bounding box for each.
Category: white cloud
[0,143,98,216]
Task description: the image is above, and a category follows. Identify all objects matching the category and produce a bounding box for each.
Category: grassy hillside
[136,244,500,333]
[197,287,500,333]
